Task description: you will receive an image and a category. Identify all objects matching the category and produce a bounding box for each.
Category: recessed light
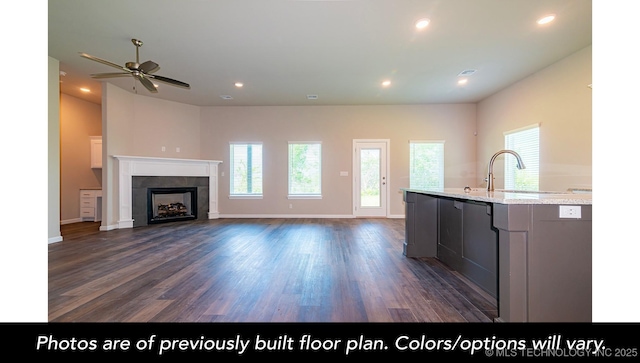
[381,80,391,87]
[457,79,468,85]
[537,14,555,25]
[235,82,243,88]
[80,87,91,93]
[415,18,430,29]
[458,69,477,77]
[220,95,233,100]
[307,94,318,100]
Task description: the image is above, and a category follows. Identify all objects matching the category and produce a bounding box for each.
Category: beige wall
[131,96,201,158]
[97,45,592,222]
[101,85,202,229]
[200,104,477,216]
[60,93,102,222]
[48,57,62,243]
[102,83,135,229]
[476,45,592,191]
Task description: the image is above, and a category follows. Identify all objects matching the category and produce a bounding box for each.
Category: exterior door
[353,140,388,217]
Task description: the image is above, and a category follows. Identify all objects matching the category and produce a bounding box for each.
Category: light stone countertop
[401,188,592,205]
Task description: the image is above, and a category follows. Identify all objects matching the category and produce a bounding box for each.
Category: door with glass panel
[353,140,388,217]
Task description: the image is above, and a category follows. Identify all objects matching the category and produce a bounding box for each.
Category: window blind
[409,141,444,190]
[288,142,321,196]
[230,143,263,196]
[504,125,539,190]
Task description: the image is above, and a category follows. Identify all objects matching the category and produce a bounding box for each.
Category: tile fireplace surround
[113,155,222,229]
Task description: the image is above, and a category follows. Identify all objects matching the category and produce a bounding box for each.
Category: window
[504,124,539,191]
[409,141,445,190]
[229,143,263,198]
[288,142,321,198]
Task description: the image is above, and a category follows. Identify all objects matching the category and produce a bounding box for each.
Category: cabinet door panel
[462,202,496,267]
[461,201,498,298]
[437,198,463,270]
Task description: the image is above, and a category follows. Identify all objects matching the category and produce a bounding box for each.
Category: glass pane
[288,143,321,195]
[410,142,444,190]
[360,149,380,207]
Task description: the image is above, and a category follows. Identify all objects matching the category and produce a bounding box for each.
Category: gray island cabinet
[402,188,592,322]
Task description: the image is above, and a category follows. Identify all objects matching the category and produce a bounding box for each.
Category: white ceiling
[49,0,592,107]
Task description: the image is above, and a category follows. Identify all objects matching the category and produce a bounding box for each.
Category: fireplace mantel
[113,155,222,229]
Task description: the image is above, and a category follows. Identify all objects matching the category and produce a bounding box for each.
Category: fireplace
[147,187,197,224]
[112,155,222,230]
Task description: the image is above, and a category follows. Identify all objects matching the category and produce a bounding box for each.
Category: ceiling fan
[79,38,190,93]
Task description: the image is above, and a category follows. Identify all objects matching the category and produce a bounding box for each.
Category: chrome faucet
[486,149,526,191]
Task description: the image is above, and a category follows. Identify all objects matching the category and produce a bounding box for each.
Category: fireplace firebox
[147,187,197,224]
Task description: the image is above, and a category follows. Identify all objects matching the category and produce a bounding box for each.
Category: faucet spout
[486,149,526,191]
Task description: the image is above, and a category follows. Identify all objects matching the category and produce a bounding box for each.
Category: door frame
[352,139,390,217]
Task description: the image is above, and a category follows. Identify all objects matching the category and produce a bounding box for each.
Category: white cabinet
[80,189,102,222]
[90,136,102,168]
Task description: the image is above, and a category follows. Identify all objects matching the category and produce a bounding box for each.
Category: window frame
[409,140,445,190]
[229,142,264,199]
[504,123,540,191]
[287,141,322,199]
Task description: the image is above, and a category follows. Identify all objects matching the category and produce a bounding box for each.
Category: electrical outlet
[161,146,166,152]
[559,205,581,219]
[176,147,180,153]
[289,204,293,209]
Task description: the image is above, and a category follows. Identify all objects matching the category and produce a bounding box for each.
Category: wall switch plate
[559,205,581,219]
[161,146,166,152]
[176,147,180,152]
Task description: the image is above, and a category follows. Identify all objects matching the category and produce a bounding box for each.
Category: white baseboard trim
[388,214,405,219]
[60,218,82,225]
[219,214,356,219]
[100,224,119,231]
[48,236,63,244]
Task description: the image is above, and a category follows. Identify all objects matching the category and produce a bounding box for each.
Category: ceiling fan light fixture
[235,82,244,88]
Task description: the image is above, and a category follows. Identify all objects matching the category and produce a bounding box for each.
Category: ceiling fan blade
[90,72,131,79]
[79,52,128,71]
[147,74,190,89]
[139,60,159,74]
[137,74,158,93]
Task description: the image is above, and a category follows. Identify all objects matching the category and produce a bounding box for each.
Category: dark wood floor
[50,218,497,322]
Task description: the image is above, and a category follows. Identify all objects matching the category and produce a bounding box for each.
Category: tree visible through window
[409,141,444,190]
[288,142,321,196]
[230,143,263,196]
[504,125,539,191]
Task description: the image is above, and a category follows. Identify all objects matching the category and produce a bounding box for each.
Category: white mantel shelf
[113,155,223,229]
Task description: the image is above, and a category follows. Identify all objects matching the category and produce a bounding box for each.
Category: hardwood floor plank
[50,219,497,323]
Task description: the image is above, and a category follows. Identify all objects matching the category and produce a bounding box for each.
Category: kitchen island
[402,188,592,322]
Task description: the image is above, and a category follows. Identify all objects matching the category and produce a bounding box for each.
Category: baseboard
[100,224,119,231]
[388,214,405,219]
[219,214,356,219]
[48,236,63,244]
[60,218,82,225]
